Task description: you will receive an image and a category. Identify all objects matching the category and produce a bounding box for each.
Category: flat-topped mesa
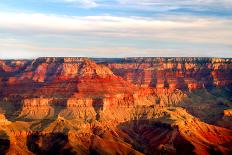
[0,60,30,73]
[22,57,114,82]
[101,57,232,91]
[79,58,114,78]
[1,57,144,121]
[94,57,232,63]
[33,57,98,63]
[1,57,122,98]
[33,58,132,98]
[1,57,232,155]
[64,57,90,63]
[1,57,231,102]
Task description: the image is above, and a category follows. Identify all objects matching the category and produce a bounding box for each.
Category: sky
[0,0,232,58]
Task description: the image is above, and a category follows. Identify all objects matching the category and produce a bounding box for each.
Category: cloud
[0,11,231,58]
[1,44,232,58]
[117,0,232,11]
[50,0,232,10]
[59,0,98,8]
[0,12,231,45]
[117,0,232,6]
[1,39,231,59]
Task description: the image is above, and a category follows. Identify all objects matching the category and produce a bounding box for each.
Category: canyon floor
[0,57,232,155]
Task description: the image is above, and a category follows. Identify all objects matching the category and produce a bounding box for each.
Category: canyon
[0,57,232,155]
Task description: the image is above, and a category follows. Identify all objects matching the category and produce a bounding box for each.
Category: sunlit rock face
[0,114,11,125]
[0,57,232,155]
[101,58,232,90]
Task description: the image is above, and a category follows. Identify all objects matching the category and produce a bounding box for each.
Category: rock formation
[0,57,232,155]
[100,58,232,90]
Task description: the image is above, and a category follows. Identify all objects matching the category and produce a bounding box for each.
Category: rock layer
[0,57,232,155]
[98,58,232,90]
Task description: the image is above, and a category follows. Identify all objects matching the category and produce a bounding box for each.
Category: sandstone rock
[224,109,232,117]
[104,57,232,91]
[0,57,231,154]
[0,114,11,125]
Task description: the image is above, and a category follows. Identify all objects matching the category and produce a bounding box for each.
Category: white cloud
[0,11,231,58]
[50,0,232,10]
[118,0,232,5]
[58,0,98,8]
[0,12,231,45]
[1,43,231,58]
[117,0,232,9]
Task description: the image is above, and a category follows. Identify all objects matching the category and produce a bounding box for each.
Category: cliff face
[1,57,231,96]
[100,58,232,91]
[0,57,232,155]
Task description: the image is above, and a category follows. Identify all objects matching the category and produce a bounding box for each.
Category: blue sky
[0,0,232,58]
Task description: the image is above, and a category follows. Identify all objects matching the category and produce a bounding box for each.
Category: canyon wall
[96,58,232,91]
[0,57,232,155]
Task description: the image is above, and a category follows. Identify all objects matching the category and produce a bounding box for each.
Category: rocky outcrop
[217,109,232,129]
[117,107,232,155]
[224,109,232,117]
[99,58,232,90]
[1,57,231,98]
[0,57,232,155]
[0,114,11,125]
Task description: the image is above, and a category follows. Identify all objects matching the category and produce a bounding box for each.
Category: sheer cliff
[0,57,232,155]
[96,57,232,90]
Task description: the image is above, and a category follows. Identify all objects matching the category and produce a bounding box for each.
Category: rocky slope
[97,58,232,90]
[0,57,232,155]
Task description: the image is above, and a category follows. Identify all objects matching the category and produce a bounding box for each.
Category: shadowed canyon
[0,57,232,155]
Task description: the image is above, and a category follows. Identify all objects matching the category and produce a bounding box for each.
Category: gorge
[0,57,232,155]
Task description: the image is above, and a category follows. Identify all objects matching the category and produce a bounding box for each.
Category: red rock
[224,109,232,117]
[105,58,232,91]
[0,57,231,154]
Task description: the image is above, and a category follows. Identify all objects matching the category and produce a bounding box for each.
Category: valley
[0,57,231,155]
